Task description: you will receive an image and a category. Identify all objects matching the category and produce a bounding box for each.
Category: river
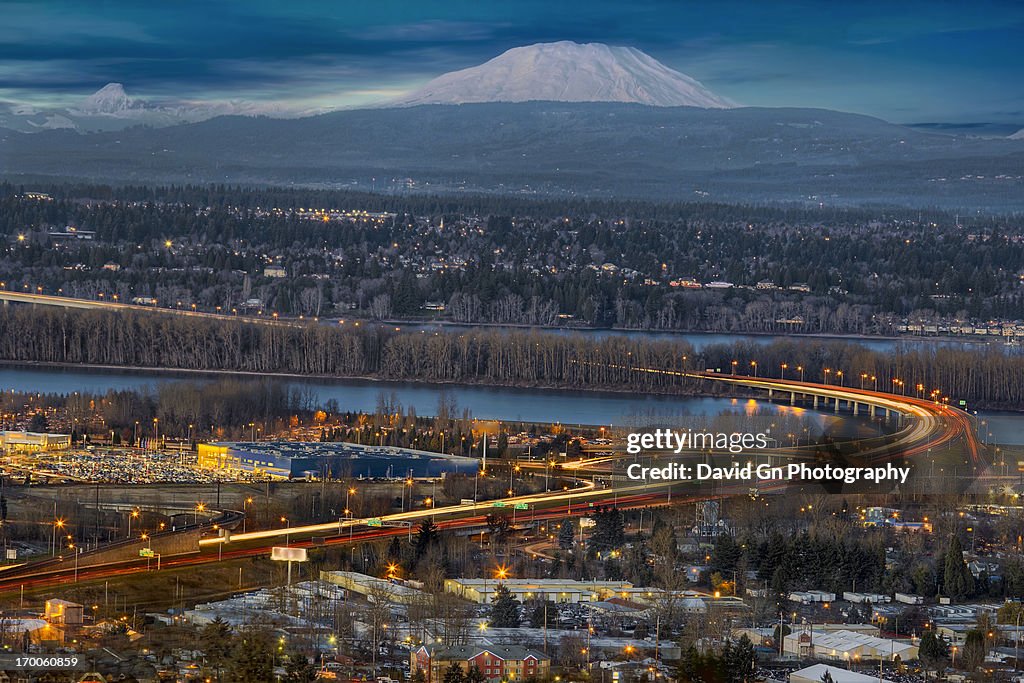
[2,363,1022,444]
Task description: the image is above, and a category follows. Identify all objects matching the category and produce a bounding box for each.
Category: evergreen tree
[200,617,234,683]
[942,536,974,600]
[466,665,487,683]
[725,635,756,683]
[284,651,319,682]
[558,520,576,551]
[489,584,521,627]
[528,600,558,629]
[414,519,439,560]
[443,662,466,683]
[919,631,948,672]
[225,628,274,683]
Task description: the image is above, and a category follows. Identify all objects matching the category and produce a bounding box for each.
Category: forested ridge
[4,306,1024,409]
[5,182,1024,334]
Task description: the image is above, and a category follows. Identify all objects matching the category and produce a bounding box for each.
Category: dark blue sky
[3,0,1023,123]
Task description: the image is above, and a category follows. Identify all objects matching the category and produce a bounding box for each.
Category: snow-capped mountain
[391,41,735,108]
[77,83,136,114]
[0,83,316,133]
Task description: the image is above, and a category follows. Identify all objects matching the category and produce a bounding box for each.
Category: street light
[346,487,356,517]
[781,363,788,379]
[51,518,66,556]
[127,508,140,538]
[281,516,290,545]
[243,497,254,533]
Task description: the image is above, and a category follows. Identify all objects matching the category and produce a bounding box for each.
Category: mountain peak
[80,83,135,114]
[391,41,735,109]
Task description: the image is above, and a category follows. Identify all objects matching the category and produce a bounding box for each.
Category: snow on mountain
[0,83,320,133]
[391,41,735,108]
[77,83,136,114]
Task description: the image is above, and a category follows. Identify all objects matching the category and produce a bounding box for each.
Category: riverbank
[373,318,1004,350]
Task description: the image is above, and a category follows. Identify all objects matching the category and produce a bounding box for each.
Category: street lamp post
[127,509,139,538]
[243,497,253,533]
[51,519,65,556]
[346,487,356,517]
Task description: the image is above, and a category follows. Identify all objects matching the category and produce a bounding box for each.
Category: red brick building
[411,645,550,683]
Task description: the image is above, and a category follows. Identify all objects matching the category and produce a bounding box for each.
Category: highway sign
[139,548,155,557]
[271,547,308,562]
[514,503,528,510]
[367,518,383,527]
[491,502,507,508]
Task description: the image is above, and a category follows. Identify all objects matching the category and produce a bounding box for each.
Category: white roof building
[790,664,896,683]
[784,629,918,661]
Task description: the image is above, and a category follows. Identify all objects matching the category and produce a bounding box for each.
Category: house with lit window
[411,645,550,683]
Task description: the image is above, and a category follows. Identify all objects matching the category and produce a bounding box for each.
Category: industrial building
[783,628,918,661]
[443,578,634,604]
[197,441,477,479]
[320,571,425,605]
[44,598,84,625]
[0,430,71,453]
[790,664,895,683]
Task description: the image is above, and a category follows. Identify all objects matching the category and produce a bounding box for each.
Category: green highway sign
[367,518,383,527]
[139,548,155,557]
[959,400,967,406]
[514,503,528,510]
[491,502,507,508]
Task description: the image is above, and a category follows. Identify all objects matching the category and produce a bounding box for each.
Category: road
[0,290,301,327]
[0,371,984,594]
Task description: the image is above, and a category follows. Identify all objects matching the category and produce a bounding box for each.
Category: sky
[2,0,1023,124]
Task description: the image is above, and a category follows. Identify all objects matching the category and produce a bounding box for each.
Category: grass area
[1,556,284,618]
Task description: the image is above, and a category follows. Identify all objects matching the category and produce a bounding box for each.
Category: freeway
[695,372,983,465]
[0,290,301,327]
[0,372,984,593]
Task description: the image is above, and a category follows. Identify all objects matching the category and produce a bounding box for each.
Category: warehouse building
[790,664,895,683]
[784,628,918,661]
[0,430,71,453]
[444,578,634,604]
[320,571,424,605]
[197,441,477,479]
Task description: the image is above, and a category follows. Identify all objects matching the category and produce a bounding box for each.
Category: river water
[4,363,1023,446]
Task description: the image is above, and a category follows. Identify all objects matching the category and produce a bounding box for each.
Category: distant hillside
[2,102,1023,209]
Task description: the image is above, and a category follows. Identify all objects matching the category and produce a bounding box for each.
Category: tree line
[5,306,1024,409]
